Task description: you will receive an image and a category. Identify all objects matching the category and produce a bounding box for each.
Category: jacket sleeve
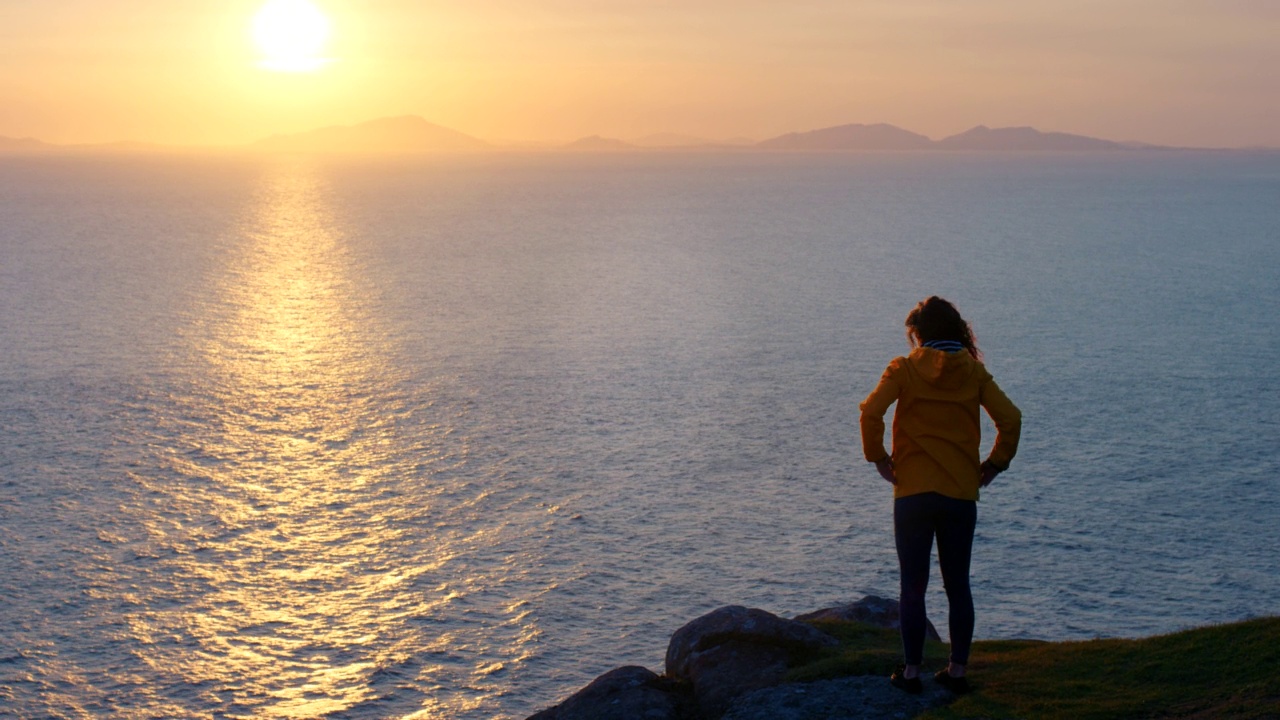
[859,362,900,462]
[980,378,1022,470]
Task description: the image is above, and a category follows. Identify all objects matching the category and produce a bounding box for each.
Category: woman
[859,296,1021,695]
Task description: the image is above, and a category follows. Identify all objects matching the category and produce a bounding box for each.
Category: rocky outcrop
[526,597,948,720]
[665,606,840,718]
[795,595,941,642]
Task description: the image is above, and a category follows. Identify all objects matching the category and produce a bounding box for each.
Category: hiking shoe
[933,669,971,695]
[890,667,923,694]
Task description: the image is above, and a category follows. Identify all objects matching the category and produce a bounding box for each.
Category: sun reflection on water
[130,160,440,718]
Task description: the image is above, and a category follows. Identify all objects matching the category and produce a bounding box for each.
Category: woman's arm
[859,362,902,467]
[980,378,1022,473]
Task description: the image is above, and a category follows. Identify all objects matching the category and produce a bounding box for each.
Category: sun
[253,0,332,72]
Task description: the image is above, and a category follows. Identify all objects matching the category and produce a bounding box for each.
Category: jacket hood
[906,346,979,390]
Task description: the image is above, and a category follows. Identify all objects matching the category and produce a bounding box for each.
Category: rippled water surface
[1,151,1278,718]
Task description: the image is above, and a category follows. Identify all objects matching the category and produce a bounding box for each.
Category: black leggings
[894,492,977,666]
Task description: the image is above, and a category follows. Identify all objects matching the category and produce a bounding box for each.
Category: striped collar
[922,339,966,353]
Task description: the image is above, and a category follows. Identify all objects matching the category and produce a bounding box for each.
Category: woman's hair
[905,296,982,361]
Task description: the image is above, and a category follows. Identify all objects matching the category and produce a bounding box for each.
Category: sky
[1,0,1277,147]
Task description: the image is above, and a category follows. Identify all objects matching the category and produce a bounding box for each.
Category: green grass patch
[789,617,1280,719]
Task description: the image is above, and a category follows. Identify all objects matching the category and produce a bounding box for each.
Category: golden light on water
[127,161,434,717]
[89,160,550,718]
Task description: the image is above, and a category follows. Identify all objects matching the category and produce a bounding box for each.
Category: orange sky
[1,0,1277,147]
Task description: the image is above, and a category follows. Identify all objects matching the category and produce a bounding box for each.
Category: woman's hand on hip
[979,460,1002,487]
[874,457,897,485]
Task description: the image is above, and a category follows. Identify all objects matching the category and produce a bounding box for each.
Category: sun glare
[253,0,332,72]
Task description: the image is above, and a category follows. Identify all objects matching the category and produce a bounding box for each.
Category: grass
[788,617,1280,719]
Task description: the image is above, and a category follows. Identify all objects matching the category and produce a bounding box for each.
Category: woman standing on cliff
[859,296,1022,695]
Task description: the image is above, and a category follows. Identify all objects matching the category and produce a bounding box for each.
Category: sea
[1,150,1277,719]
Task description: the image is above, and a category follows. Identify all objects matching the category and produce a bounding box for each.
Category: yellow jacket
[860,347,1021,501]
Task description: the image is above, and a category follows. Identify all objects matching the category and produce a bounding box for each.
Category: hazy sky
[2,0,1277,147]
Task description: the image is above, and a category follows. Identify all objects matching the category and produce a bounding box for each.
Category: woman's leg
[935,497,977,667]
[894,494,936,668]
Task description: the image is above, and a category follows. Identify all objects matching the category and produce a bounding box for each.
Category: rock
[667,606,841,679]
[719,675,951,720]
[679,639,789,718]
[666,606,839,718]
[525,665,691,720]
[795,595,941,642]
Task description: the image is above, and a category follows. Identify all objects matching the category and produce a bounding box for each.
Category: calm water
[1,151,1277,719]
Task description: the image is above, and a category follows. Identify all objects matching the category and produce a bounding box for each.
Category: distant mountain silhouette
[563,135,636,151]
[757,123,934,151]
[936,125,1124,151]
[252,116,488,153]
[78,141,170,153]
[630,132,714,148]
[0,136,171,154]
[0,136,54,153]
[628,133,764,149]
[756,122,1139,152]
[3,119,1246,154]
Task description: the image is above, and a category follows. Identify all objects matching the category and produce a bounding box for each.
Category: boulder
[525,665,690,720]
[665,606,839,718]
[795,595,941,642]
